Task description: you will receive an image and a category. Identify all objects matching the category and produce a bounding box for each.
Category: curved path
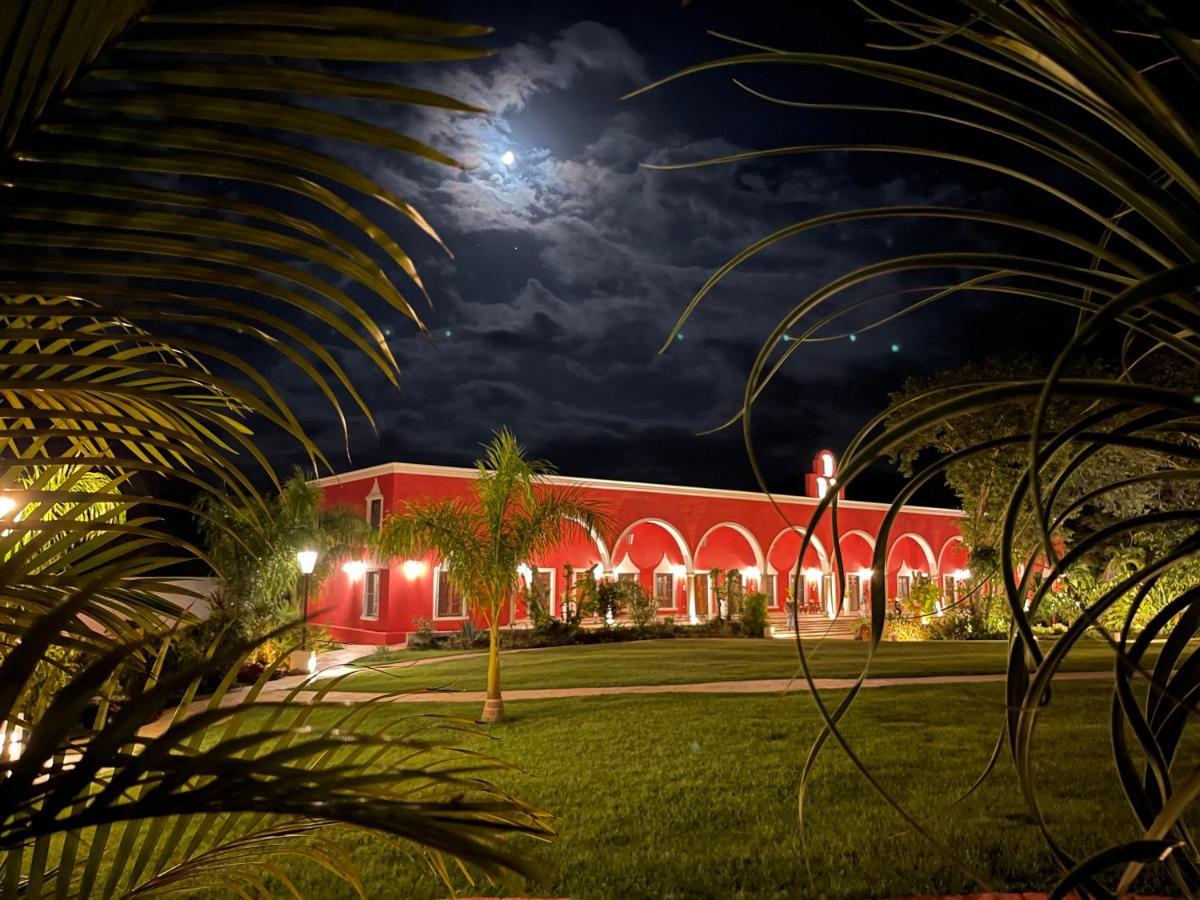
[260,668,1112,706]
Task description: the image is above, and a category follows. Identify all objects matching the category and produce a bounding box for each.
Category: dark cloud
[261,5,1078,504]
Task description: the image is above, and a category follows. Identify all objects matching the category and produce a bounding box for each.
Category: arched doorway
[611,518,692,619]
[837,529,876,615]
[885,533,937,611]
[694,522,766,621]
[767,527,831,620]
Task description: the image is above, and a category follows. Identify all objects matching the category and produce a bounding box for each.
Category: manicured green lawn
[346,646,473,666]
[325,637,1133,694]
[276,681,1181,898]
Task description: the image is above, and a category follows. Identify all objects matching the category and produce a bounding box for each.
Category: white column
[686,571,697,624]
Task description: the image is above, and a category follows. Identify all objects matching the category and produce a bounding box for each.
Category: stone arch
[695,521,766,577]
[766,526,829,571]
[937,535,967,575]
[565,513,612,571]
[612,517,693,573]
[885,532,937,575]
[885,532,938,600]
[766,526,830,611]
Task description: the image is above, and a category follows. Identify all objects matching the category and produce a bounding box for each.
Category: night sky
[268,1,1083,503]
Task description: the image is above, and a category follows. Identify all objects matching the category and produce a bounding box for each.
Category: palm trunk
[481,620,504,723]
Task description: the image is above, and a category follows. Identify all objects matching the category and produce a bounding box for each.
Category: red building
[310,452,968,645]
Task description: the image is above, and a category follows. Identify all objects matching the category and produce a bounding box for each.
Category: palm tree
[0,4,553,893]
[633,2,1200,895]
[377,429,607,722]
[198,473,372,649]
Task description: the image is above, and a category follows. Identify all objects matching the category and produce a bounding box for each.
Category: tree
[638,3,1200,893]
[885,354,1200,610]
[376,430,607,722]
[198,472,371,658]
[0,5,550,893]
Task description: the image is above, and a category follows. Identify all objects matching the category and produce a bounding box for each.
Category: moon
[500,149,515,167]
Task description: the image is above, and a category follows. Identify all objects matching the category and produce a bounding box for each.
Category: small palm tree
[377,429,607,722]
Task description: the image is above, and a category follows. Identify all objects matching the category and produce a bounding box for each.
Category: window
[943,574,957,604]
[822,572,835,613]
[617,572,638,584]
[435,568,465,619]
[520,568,552,620]
[693,573,710,617]
[362,569,380,620]
[367,496,383,530]
[897,574,912,601]
[846,574,861,611]
[654,573,674,607]
[765,573,777,606]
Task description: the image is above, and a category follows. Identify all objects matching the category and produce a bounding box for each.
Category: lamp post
[294,548,318,674]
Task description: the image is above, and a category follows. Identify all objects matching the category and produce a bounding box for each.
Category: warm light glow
[857,568,874,580]
[743,566,761,582]
[592,563,604,580]
[0,495,17,519]
[954,568,972,581]
[501,149,515,166]
[672,564,688,577]
[815,476,829,499]
[305,650,317,675]
[1,722,22,761]
[342,560,367,580]
[820,451,835,478]
[296,549,318,575]
[517,563,533,585]
[805,567,822,580]
[402,559,426,580]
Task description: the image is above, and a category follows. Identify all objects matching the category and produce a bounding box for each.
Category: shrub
[624,582,658,629]
[740,591,769,638]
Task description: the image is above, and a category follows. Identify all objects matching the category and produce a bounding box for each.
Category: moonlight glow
[500,149,515,166]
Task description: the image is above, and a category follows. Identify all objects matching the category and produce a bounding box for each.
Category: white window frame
[432,565,467,621]
[846,573,862,611]
[653,572,675,610]
[361,568,380,621]
[365,479,384,530]
[514,567,554,622]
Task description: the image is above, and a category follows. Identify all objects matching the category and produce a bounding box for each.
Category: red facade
[310,456,967,645]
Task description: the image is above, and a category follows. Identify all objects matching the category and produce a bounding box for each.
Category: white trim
[516,566,555,621]
[694,521,766,578]
[613,553,640,576]
[886,532,938,576]
[360,568,380,621]
[612,517,694,571]
[365,479,384,530]
[651,554,679,611]
[431,565,467,621]
[766,526,830,573]
[837,529,876,552]
[312,460,963,517]
[937,535,966,571]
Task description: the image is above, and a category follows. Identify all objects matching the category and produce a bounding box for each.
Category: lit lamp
[0,493,20,538]
[293,548,319,675]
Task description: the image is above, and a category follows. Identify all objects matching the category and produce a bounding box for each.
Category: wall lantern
[401,559,426,580]
[342,560,367,580]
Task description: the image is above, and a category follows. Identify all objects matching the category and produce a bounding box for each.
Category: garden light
[296,549,318,575]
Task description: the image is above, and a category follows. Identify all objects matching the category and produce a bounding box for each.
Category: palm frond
[638,1,1200,894]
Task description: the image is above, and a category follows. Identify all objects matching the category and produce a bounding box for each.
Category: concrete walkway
[252,667,1113,706]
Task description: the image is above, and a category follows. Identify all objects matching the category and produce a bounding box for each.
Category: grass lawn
[275,681,1182,898]
[324,637,1135,694]
[346,646,474,666]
